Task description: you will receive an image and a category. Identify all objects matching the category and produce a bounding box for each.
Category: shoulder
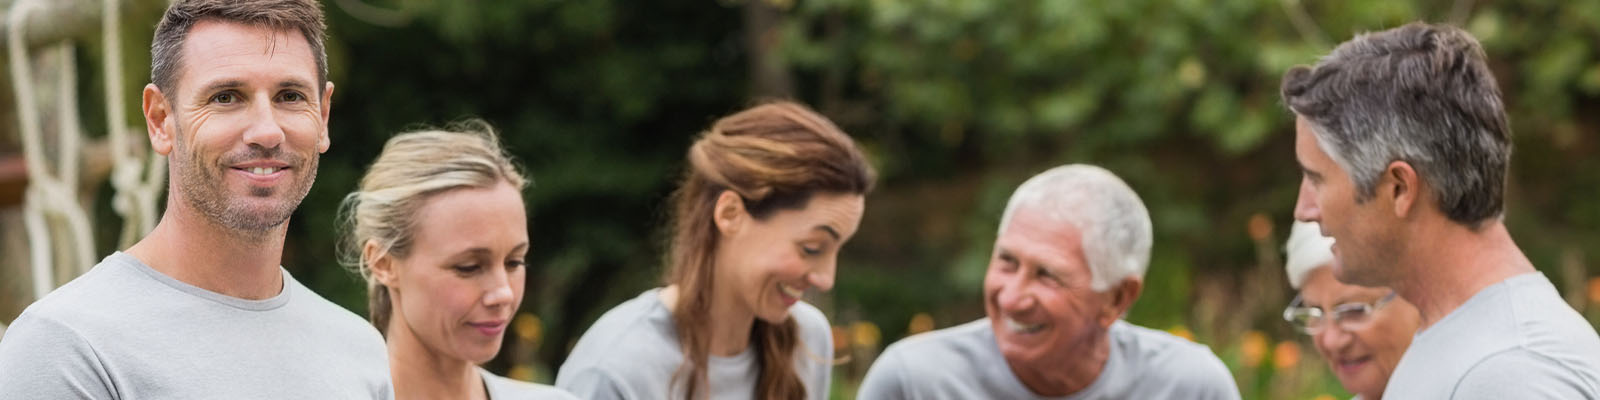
[1112,321,1238,396]
[873,320,993,377]
[556,290,680,397]
[2,255,154,342]
[284,274,387,350]
[0,310,113,398]
[482,370,581,400]
[1453,347,1600,399]
[789,301,833,351]
[859,320,995,399]
[554,363,640,400]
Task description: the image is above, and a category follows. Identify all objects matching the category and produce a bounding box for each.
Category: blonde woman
[556,102,876,400]
[341,123,576,400]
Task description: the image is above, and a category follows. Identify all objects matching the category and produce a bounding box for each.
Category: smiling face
[380,182,528,364]
[984,204,1121,376]
[1292,117,1399,287]
[715,192,865,324]
[145,20,333,233]
[1298,267,1420,398]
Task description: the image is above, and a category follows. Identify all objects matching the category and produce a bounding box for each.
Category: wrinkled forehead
[176,20,319,90]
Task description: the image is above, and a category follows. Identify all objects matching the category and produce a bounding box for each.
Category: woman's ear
[712,190,747,237]
[363,240,398,287]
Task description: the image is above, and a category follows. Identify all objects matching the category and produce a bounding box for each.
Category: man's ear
[364,240,398,288]
[142,84,175,156]
[317,81,334,153]
[1384,161,1420,219]
[1099,278,1143,328]
[712,190,747,237]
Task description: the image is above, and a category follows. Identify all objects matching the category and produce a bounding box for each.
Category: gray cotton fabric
[1384,272,1600,400]
[0,252,393,399]
[857,319,1241,400]
[555,288,833,400]
[478,368,579,400]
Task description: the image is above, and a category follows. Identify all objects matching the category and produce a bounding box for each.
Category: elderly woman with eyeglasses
[1282,221,1422,400]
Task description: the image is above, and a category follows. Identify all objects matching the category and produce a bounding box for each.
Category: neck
[1009,329,1110,396]
[1394,220,1533,329]
[661,285,755,357]
[125,201,287,300]
[386,311,486,400]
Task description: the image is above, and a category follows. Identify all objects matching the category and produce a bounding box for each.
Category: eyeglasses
[1282,291,1398,334]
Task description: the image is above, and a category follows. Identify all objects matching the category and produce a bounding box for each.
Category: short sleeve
[856,348,909,400]
[554,367,631,400]
[1452,349,1595,400]
[790,302,834,400]
[1181,348,1243,400]
[0,313,115,399]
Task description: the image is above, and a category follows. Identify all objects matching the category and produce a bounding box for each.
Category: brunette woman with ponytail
[556,101,876,400]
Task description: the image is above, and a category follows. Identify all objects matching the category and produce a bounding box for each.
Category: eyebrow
[452,242,531,258]
[277,79,313,91]
[1298,162,1323,181]
[197,80,246,96]
[814,225,840,241]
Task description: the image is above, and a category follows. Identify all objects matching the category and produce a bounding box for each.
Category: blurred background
[1,0,1597,398]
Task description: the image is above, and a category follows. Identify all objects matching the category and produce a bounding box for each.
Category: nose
[1314,323,1354,354]
[996,273,1035,313]
[241,95,285,149]
[807,259,836,292]
[481,269,515,308]
[1293,178,1321,222]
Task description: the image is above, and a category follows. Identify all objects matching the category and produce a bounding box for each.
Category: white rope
[10,0,101,299]
[102,0,164,249]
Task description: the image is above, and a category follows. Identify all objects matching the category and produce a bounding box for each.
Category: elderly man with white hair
[856,164,1239,399]
[1282,221,1420,400]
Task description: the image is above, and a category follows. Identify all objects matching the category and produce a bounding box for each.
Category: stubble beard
[170,124,318,237]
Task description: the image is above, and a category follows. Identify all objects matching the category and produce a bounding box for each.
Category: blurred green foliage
[31,0,1600,399]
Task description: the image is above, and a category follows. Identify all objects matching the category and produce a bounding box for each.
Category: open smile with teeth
[243,167,282,175]
[779,283,804,299]
[1004,316,1046,334]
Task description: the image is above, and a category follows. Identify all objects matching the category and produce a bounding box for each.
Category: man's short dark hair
[150,0,328,96]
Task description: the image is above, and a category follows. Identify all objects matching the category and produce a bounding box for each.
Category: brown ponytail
[664,101,874,399]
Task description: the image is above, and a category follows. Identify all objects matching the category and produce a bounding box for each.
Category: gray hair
[1281,22,1511,228]
[998,164,1153,292]
[336,120,527,333]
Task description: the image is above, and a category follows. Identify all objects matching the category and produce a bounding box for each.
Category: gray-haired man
[1284,22,1600,398]
[857,165,1240,399]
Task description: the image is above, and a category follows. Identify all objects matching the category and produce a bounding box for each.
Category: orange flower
[1247,213,1273,242]
[1167,325,1194,342]
[1587,277,1600,304]
[1312,394,1338,400]
[1273,341,1301,369]
[908,313,935,335]
[513,313,542,344]
[831,325,849,352]
[852,321,882,349]
[1240,331,1268,368]
[508,366,535,382]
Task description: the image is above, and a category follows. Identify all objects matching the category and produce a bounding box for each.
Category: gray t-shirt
[1384,272,1600,399]
[478,368,579,400]
[0,252,393,399]
[555,288,834,400]
[858,319,1241,400]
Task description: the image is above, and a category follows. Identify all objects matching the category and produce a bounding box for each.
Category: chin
[756,307,793,325]
[461,343,502,364]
